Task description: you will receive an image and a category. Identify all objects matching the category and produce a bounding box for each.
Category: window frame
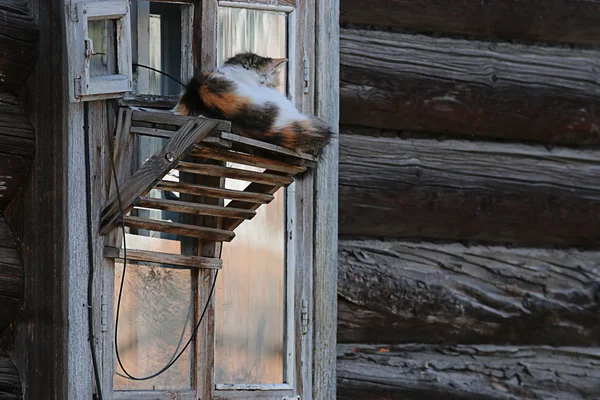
[81,0,337,398]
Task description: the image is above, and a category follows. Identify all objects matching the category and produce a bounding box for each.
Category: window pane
[88,19,118,77]
[113,261,194,390]
[131,1,185,95]
[216,7,288,385]
[218,7,287,93]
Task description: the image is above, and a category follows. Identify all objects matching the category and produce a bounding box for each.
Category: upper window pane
[131,1,188,95]
[216,6,288,385]
[218,7,287,93]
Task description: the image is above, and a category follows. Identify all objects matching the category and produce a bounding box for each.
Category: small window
[68,0,133,101]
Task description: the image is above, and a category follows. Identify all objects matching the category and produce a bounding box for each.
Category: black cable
[84,102,104,400]
[132,63,186,88]
[111,64,218,380]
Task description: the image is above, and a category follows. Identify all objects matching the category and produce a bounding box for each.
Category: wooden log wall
[0,215,23,334]
[0,349,21,400]
[338,1,600,398]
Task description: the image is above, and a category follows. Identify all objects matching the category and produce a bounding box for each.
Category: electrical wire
[84,102,104,400]
[132,63,186,88]
[111,63,218,381]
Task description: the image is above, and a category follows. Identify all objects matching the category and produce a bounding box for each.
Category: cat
[174,53,332,155]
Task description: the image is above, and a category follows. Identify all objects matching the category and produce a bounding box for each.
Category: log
[0,1,38,92]
[340,29,600,145]
[0,349,21,400]
[339,134,600,246]
[0,93,35,208]
[0,215,23,333]
[340,0,600,45]
[337,344,600,400]
[338,240,600,346]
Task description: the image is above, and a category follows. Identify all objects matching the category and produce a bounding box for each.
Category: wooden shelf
[101,107,325,270]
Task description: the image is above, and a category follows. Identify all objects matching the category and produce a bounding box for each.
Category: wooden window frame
[63,0,337,397]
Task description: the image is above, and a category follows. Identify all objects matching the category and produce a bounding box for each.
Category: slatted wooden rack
[101,107,319,269]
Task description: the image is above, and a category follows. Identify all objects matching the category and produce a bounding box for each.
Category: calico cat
[174,53,332,155]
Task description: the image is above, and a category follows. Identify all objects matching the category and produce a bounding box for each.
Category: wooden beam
[137,197,256,219]
[191,146,307,174]
[103,246,222,269]
[124,216,235,241]
[338,240,600,346]
[0,93,35,208]
[131,110,231,132]
[340,29,600,145]
[100,119,218,234]
[0,215,22,334]
[337,344,600,399]
[176,162,294,186]
[0,2,38,92]
[339,134,600,246]
[155,180,274,203]
[0,349,21,399]
[340,0,600,45]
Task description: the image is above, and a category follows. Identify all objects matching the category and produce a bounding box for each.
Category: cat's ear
[268,58,287,72]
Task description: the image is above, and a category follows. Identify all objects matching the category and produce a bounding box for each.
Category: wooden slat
[176,161,294,186]
[192,145,306,174]
[132,110,231,132]
[124,216,235,241]
[103,246,222,269]
[130,126,232,148]
[341,28,600,145]
[137,197,256,219]
[340,0,600,45]
[221,132,317,162]
[155,180,274,203]
[100,119,218,234]
[222,182,281,231]
[119,94,180,109]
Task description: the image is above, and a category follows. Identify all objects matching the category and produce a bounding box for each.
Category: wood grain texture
[337,344,600,399]
[340,0,600,45]
[137,197,256,219]
[176,161,294,186]
[155,180,274,203]
[339,134,600,246]
[313,0,339,396]
[0,215,22,333]
[2,0,69,397]
[340,29,600,145]
[192,146,306,174]
[0,93,35,207]
[100,119,217,233]
[338,240,600,345]
[0,349,21,399]
[0,1,38,92]
[103,246,223,269]
[123,215,235,241]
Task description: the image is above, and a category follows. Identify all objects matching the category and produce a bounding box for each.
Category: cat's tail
[274,116,334,156]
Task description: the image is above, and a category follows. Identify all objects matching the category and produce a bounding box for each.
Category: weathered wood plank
[337,344,600,399]
[0,349,21,400]
[0,2,38,92]
[0,93,35,207]
[192,146,306,174]
[155,180,274,203]
[221,132,317,162]
[137,197,256,219]
[340,0,600,45]
[0,215,22,333]
[340,29,600,145]
[338,240,600,345]
[101,119,218,234]
[124,216,235,241]
[103,246,222,269]
[176,161,294,186]
[339,134,600,246]
[131,110,231,132]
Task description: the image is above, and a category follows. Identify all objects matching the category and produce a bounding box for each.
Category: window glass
[88,19,118,77]
[215,7,288,385]
[114,260,194,390]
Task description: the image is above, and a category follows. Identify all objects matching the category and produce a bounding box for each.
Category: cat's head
[223,53,287,88]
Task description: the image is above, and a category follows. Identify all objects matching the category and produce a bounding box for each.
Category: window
[98,0,333,399]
